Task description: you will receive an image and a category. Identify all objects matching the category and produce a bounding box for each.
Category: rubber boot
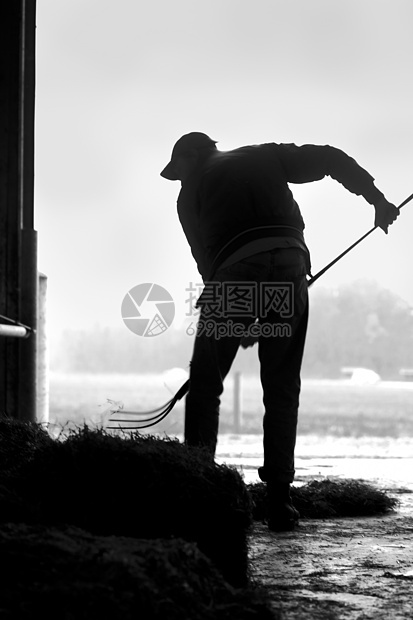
[266,481,300,532]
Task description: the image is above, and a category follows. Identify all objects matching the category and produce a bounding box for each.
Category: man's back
[198,144,306,232]
[178,143,306,278]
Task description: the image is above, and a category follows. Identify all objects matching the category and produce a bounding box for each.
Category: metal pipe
[0,324,28,338]
[17,0,37,422]
[18,228,38,422]
[233,371,242,433]
[37,272,49,423]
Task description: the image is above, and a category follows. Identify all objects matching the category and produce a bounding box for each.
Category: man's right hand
[374,197,399,234]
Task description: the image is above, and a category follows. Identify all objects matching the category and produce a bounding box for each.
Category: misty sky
[34,0,413,340]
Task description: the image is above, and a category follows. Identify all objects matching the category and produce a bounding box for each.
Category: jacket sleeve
[278,143,385,206]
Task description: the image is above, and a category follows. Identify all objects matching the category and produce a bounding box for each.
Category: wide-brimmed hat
[160,132,217,180]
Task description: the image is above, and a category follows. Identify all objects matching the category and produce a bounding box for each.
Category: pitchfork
[108,191,413,430]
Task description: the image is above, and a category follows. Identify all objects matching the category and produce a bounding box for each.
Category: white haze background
[34,0,413,342]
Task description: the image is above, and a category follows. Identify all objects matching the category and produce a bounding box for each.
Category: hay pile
[0,417,52,474]
[248,479,398,521]
[0,420,278,618]
[2,423,252,588]
[0,523,275,620]
[0,418,399,619]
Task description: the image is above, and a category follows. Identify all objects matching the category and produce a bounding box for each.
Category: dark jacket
[177,142,385,280]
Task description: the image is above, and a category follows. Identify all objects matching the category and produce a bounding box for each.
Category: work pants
[184,248,309,484]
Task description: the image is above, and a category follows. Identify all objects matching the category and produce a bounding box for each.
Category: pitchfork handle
[308,191,413,287]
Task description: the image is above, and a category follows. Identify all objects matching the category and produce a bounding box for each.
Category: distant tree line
[50,280,413,380]
[302,279,413,378]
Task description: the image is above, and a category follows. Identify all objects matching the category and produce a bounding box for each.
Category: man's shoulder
[212,142,281,162]
[227,142,303,158]
[232,142,280,153]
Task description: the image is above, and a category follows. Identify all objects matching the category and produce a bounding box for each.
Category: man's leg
[185,262,263,454]
[258,296,308,482]
[258,269,309,530]
[184,315,243,455]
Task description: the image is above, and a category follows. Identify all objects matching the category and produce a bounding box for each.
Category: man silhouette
[161,132,399,531]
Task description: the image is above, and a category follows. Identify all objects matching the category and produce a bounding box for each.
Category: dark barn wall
[0,1,37,420]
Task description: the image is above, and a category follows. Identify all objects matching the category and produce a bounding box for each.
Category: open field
[48,372,413,438]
